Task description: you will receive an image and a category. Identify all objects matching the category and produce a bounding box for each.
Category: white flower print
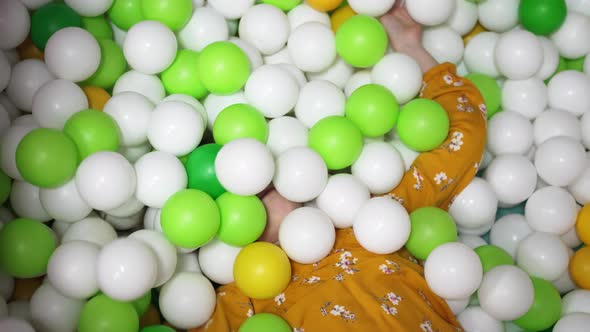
[320,302,331,317]
[291,275,300,282]
[449,131,464,152]
[246,309,253,318]
[379,260,401,274]
[294,328,305,332]
[457,95,468,104]
[479,103,487,119]
[333,274,344,282]
[335,251,359,275]
[303,276,321,284]
[420,320,434,332]
[330,305,345,316]
[381,303,398,316]
[453,80,464,87]
[218,292,226,297]
[379,264,395,274]
[275,293,286,306]
[443,74,454,85]
[330,304,355,322]
[386,192,405,205]
[412,167,424,191]
[434,172,447,185]
[387,292,402,306]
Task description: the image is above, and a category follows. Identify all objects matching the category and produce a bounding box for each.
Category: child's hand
[379,0,423,54]
[258,189,302,244]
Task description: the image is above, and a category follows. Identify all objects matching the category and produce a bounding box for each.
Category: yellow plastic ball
[463,23,487,46]
[307,0,343,12]
[570,246,590,290]
[331,5,356,32]
[82,86,111,111]
[234,242,291,300]
[577,205,590,246]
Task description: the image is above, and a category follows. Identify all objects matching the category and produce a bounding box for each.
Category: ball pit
[0,0,590,331]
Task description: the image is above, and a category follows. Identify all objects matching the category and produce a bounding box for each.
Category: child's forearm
[397,44,438,73]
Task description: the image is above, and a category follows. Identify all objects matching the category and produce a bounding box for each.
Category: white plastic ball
[159,272,216,329]
[10,181,51,222]
[111,21,126,47]
[279,207,336,264]
[273,147,328,202]
[478,0,519,32]
[525,186,578,235]
[176,251,202,274]
[449,177,498,229]
[119,143,153,164]
[263,47,293,65]
[344,70,372,97]
[123,21,176,75]
[0,269,14,300]
[372,53,422,104]
[554,313,590,332]
[97,238,157,301]
[486,111,534,156]
[244,64,300,118]
[0,52,11,93]
[103,209,144,231]
[307,57,354,90]
[203,91,247,129]
[0,93,20,121]
[562,289,590,315]
[502,79,547,119]
[215,138,275,196]
[0,123,38,180]
[348,0,395,16]
[445,297,470,315]
[569,163,590,205]
[61,217,117,246]
[0,0,30,49]
[478,265,534,321]
[198,239,241,285]
[32,79,88,129]
[162,94,207,128]
[129,230,177,287]
[0,297,5,317]
[47,240,100,300]
[536,37,560,81]
[39,179,92,223]
[561,223,583,249]
[287,4,330,31]
[484,155,538,206]
[0,318,35,332]
[458,218,494,236]
[548,70,590,117]
[143,207,161,231]
[178,7,229,52]
[6,301,30,322]
[553,266,577,295]
[104,195,144,219]
[353,197,411,255]
[351,142,405,194]
[534,110,581,146]
[535,136,586,187]
[406,0,456,26]
[457,306,503,332]
[267,116,308,156]
[44,27,100,82]
[517,231,570,281]
[65,0,113,16]
[389,137,420,170]
[148,101,204,156]
[464,32,501,78]
[582,112,590,150]
[239,4,290,55]
[458,234,488,249]
[424,242,483,300]
[230,37,263,70]
[288,22,336,73]
[0,105,10,136]
[280,63,308,88]
[294,79,345,128]
[490,214,532,259]
[30,282,83,332]
[316,174,370,229]
[135,151,187,208]
[447,0,478,36]
[422,26,464,64]
[207,0,254,19]
[103,92,154,147]
[495,29,543,80]
[113,70,166,104]
[567,0,590,16]
[6,59,56,112]
[551,12,590,59]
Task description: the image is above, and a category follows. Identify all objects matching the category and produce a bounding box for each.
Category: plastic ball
[464,32,500,78]
[449,178,498,230]
[203,91,248,129]
[215,138,275,195]
[425,242,483,300]
[239,4,290,55]
[0,171,11,206]
[536,36,561,81]
[64,0,113,16]
[0,0,30,50]
[266,116,309,156]
[198,239,242,285]
[502,78,547,119]
[330,4,356,32]
[15,128,78,189]
[159,272,215,329]
[119,143,152,164]
[123,21,176,75]
[465,73,501,118]
[30,3,81,51]
[44,27,100,82]
[244,65,299,118]
[346,0,393,16]
[372,53,422,104]
[230,37,264,71]
[486,111,533,156]
[570,246,590,289]
[478,265,534,321]
[135,151,187,208]
[551,12,590,59]
[406,0,455,26]
[288,22,336,73]
[78,294,139,332]
[32,79,88,129]
[308,116,363,170]
[422,26,464,65]
[534,109,581,146]
[288,4,330,31]
[148,101,204,156]
[185,144,225,199]
[484,155,537,206]
[273,147,328,203]
[216,193,267,247]
[160,189,220,248]
[0,318,35,332]
[548,70,590,117]
[554,313,590,332]
[61,217,116,247]
[562,289,590,315]
[30,282,84,332]
[353,197,411,254]
[64,109,120,161]
[396,99,450,152]
[350,141,405,194]
[39,179,92,223]
[129,230,177,287]
[197,41,251,94]
[335,15,387,68]
[525,186,578,235]
[81,16,113,40]
[140,0,192,31]
[82,86,111,111]
[177,7,228,54]
[406,207,458,260]
[0,53,10,93]
[84,39,126,90]
[10,180,51,222]
[239,313,291,332]
[307,57,354,90]
[517,231,570,281]
[447,0,478,36]
[478,0,519,32]
[535,136,586,187]
[316,174,369,229]
[294,80,345,128]
[474,245,514,273]
[495,29,543,80]
[345,84,399,137]
[47,240,100,299]
[514,277,562,331]
[577,205,590,246]
[162,94,207,126]
[213,103,268,145]
[6,59,56,112]
[519,0,567,35]
[103,92,154,147]
[279,207,336,264]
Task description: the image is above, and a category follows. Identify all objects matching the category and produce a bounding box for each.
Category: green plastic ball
[513,277,562,331]
[216,193,267,247]
[566,56,586,72]
[213,104,269,145]
[0,218,57,278]
[260,0,302,11]
[465,73,501,119]
[396,99,449,152]
[308,116,363,170]
[0,170,11,205]
[519,0,567,36]
[63,109,121,162]
[197,41,251,95]
[345,84,399,137]
[474,245,514,273]
[81,16,113,40]
[161,49,208,99]
[140,0,192,31]
[239,313,292,332]
[161,189,221,248]
[78,294,139,332]
[15,128,79,188]
[131,291,151,316]
[336,15,388,68]
[185,144,226,199]
[84,39,127,89]
[108,0,144,31]
[406,207,458,260]
[141,326,176,332]
[31,3,83,50]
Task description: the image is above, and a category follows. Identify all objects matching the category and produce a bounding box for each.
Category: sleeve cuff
[422,62,457,84]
